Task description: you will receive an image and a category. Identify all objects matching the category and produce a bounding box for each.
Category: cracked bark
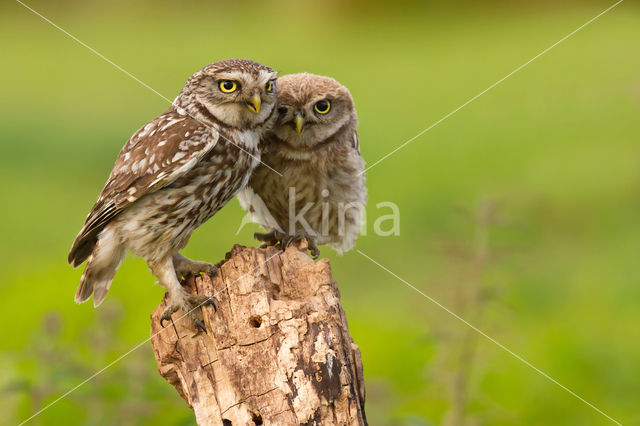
[150,243,367,425]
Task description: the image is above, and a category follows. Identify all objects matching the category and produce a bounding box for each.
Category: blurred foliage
[1,303,192,425]
[1,0,639,425]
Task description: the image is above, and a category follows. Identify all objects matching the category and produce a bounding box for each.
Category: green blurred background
[1,0,639,424]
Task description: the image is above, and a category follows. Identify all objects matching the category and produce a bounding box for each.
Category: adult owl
[68,59,278,329]
[238,73,366,258]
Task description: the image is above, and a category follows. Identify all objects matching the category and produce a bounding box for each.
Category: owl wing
[68,109,218,266]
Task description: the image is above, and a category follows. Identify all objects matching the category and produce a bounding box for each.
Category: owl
[68,59,278,329]
[238,73,366,258]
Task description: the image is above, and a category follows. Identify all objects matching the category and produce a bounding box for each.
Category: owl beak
[246,93,261,114]
[294,114,305,134]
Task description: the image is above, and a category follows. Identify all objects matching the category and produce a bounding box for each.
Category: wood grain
[150,243,366,425]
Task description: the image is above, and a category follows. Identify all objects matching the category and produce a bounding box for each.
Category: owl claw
[194,318,207,333]
[254,231,320,260]
[160,317,170,328]
[173,254,217,280]
[283,234,320,260]
[160,304,179,328]
[281,234,295,248]
[159,294,216,332]
[308,241,321,260]
[202,296,217,313]
[254,230,286,247]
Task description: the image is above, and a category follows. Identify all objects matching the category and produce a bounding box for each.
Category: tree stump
[150,243,367,425]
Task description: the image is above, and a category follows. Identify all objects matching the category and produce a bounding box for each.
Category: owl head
[175,59,278,129]
[271,73,357,148]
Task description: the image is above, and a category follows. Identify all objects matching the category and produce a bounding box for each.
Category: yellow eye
[219,80,237,93]
[266,80,275,93]
[314,99,331,114]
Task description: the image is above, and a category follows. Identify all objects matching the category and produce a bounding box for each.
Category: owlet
[238,73,366,258]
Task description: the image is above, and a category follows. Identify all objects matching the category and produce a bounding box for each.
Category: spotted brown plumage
[238,73,366,258]
[68,112,218,267]
[69,59,278,329]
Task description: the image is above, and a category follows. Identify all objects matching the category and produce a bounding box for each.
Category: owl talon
[160,304,179,328]
[194,318,207,333]
[254,231,320,259]
[282,233,302,249]
[189,295,216,333]
[159,294,216,332]
[298,238,320,260]
[309,241,321,260]
[282,234,320,260]
[254,230,286,247]
[173,253,217,280]
[202,296,217,312]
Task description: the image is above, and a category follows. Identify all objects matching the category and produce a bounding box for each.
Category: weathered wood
[150,243,367,425]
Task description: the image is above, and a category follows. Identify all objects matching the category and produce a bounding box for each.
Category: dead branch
[150,243,367,425]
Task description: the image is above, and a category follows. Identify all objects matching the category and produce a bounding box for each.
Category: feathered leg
[148,256,215,332]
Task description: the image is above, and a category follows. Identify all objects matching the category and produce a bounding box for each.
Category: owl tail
[74,229,125,308]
